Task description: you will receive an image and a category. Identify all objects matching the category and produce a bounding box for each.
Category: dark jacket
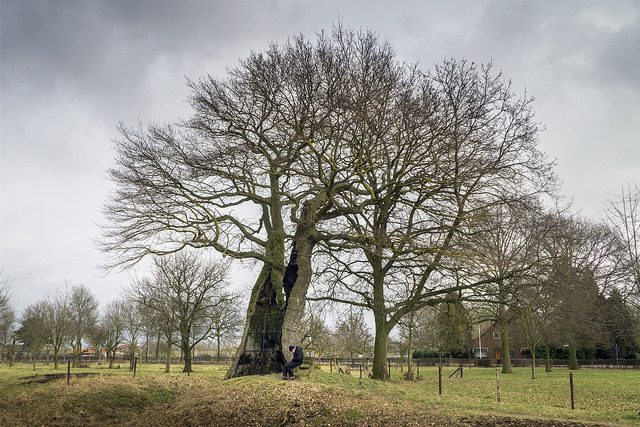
[291,346,303,363]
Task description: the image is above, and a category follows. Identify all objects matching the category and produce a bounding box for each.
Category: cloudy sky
[1,0,639,314]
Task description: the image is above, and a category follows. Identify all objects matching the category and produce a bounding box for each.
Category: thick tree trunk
[181,337,192,373]
[53,348,59,369]
[225,193,325,379]
[372,314,389,380]
[216,334,221,361]
[568,342,579,370]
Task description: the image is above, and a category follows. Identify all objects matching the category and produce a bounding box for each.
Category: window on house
[492,332,500,339]
[472,347,488,358]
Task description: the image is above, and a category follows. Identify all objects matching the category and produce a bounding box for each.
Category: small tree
[0,273,16,363]
[18,302,49,370]
[333,309,372,359]
[128,252,233,373]
[299,303,333,358]
[44,287,73,369]
[103,300,127,369]
[209,295,243,361]
[69,285,98,367]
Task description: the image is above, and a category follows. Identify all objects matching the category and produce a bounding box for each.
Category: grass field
[0,361,638,426]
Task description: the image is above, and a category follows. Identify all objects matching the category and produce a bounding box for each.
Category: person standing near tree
[282,345,303,379]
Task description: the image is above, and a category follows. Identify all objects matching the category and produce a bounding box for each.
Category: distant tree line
[0,254,243,373]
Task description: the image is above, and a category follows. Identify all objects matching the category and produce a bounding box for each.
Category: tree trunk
[545,344,552,372]
[499,316,513,374]
[181,336,192,373]
[165,330,172,373]
[155,329,161,361]
[407,323,413,376]
[372,314,389,380]
[568,342,579,370]
[225,193,325,379]
[53,348,59,370]
[531,345,536,379]
[216,333,221,362]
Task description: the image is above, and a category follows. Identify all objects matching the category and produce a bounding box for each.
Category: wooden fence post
[570,372,575,410]
[67,359,71,385]
[388,359,391,379]
[438,365,442,396]
[495,368,501,402]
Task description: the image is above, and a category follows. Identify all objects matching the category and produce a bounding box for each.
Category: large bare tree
[103,26,554,379]
[309,59,554,378]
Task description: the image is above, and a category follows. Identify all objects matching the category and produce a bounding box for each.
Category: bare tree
[69,285,98,367]
[605,183,640,305]
[128,252,233,373]
[543,214,625,369]
[103,25,554,380]
[17,302,49,370]
[333,308,372,359]
[0,271,16,363]
[123,301,143,366]
[44,286,73,369]
[208,294,243,361]
[299,303,333,358]
[103,300,127,369]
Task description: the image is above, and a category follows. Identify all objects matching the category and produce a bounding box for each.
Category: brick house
[470,321,530,363]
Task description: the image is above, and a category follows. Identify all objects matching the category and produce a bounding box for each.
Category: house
[469,321,530,363]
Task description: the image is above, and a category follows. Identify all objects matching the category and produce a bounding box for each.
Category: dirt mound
[133,376,606,427]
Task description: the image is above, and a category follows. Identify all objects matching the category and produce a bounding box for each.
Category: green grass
[0,361,638,426]
[304,364,640,425]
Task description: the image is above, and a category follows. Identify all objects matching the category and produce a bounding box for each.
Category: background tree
[44,287,73,369]
[123,301,143,366]
[0,272,16,363]
[544,215,623,369]
[298,305,333,358]
[435,293,472,359]
[87,323,108,363]
[333,308,372,359]
[17,302,49,370]
[208,294,243,361]
[602,289,639,360]
[102,300,127,369]
[461,200,550,373]
[605,183,640,306]
[128,252,233,372]
[69,285,98,367]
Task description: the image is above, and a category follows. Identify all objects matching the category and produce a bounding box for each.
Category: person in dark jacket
[283,345,303,379]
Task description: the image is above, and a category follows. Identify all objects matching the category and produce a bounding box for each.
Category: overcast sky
[1,0,639,315]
